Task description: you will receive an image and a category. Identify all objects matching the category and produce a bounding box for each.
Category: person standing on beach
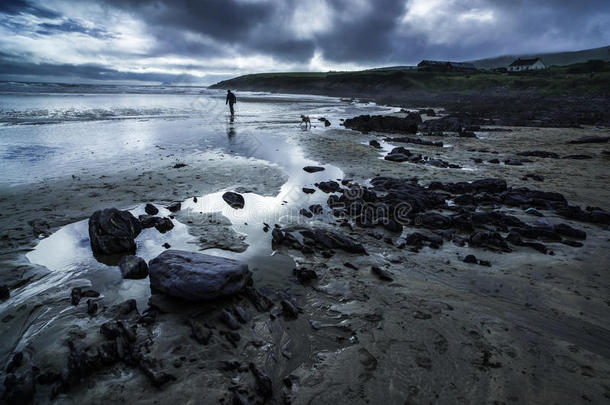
[226,90,237,115]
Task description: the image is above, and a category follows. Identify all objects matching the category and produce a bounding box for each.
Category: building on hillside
[508,58,546,71]
[417,60,477,72]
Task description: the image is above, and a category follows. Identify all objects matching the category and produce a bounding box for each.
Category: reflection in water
[227,115,236,138]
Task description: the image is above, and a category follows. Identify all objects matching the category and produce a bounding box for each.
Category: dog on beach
[299,114,311,128]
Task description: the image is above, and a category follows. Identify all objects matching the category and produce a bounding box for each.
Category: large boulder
[148,250,250,301]
[88,208,142,255]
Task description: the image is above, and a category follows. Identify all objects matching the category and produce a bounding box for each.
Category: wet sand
[0,109,609,404]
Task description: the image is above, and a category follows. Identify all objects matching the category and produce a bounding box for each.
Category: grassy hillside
[211,61,610,96]
[470,45,610,69]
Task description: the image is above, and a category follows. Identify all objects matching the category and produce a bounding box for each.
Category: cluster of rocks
[285,176,607,258]
[516,150,593,160]
[343,113,421,134]
[418,115,488,137]
[384,146,461,168]
[272,226,366,257]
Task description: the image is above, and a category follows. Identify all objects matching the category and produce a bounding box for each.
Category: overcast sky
[1,0,609,84]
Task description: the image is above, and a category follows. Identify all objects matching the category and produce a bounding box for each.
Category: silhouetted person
[226,90,237,115]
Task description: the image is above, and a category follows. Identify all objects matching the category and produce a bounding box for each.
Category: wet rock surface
[88,208,142,255]
[148,250,250,301]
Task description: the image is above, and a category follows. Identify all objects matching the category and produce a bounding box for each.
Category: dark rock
[504,159,524,166]
[148,250,250,301]
[524,208,543,217]
[222,192,245,209]
[567,136,609,144]
[299,209,313,218]
[384,153,410,162]
[415,213,453,229]
[0,285,9,301]
[87,299,98,315]
[166,202,181,212]
[220,309,241,330]
[516,151,560,159]
[70,287,100,306]
[293,268,317,283]
[118,255,149,279]
[386,136,443,147]
[271,228,284,245]
[469,231,511,252]
[154,217,174,233]
[419,108,436,116]
[281,300,299,319]
[344,114,419,134]
[369,140,381,148]
[88,208,142,255]
[145,203,159,215]
[172,163,187,169]
[522,173,545,182]
[249,363,272,398]
[488,158,500,164]
[162,243,171,249]
[562,154,593,160]
[139,215,160,229]
[315,181,340,193]
[2,369,35,405]
[324,119,331,127]
[463,254,478,264]
[5,352,22,373]
[302,187,316,194]
[371,266,393,281]
[300,229,366,254]
[309,204,323,214]
[471,178,507,193]
[554,223,586,240]
[458,130,477,138]
[303,166,325,173]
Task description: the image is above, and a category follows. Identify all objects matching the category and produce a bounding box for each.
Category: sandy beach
[0,86,609,404]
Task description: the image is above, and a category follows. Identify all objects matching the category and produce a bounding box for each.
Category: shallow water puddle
[25,133,345,307]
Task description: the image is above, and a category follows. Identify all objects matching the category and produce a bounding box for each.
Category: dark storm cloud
[0,0,60,19]
[0,0,609,83]
[100,0,610,64]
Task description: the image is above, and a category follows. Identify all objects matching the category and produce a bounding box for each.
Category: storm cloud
[0,0,608,84]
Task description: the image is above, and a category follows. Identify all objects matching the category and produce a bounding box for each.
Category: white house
[508,58,546,71]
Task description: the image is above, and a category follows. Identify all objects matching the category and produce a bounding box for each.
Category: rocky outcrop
[344,114,420,134]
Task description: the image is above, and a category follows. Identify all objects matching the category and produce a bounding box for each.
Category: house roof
[509,58,542,67]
